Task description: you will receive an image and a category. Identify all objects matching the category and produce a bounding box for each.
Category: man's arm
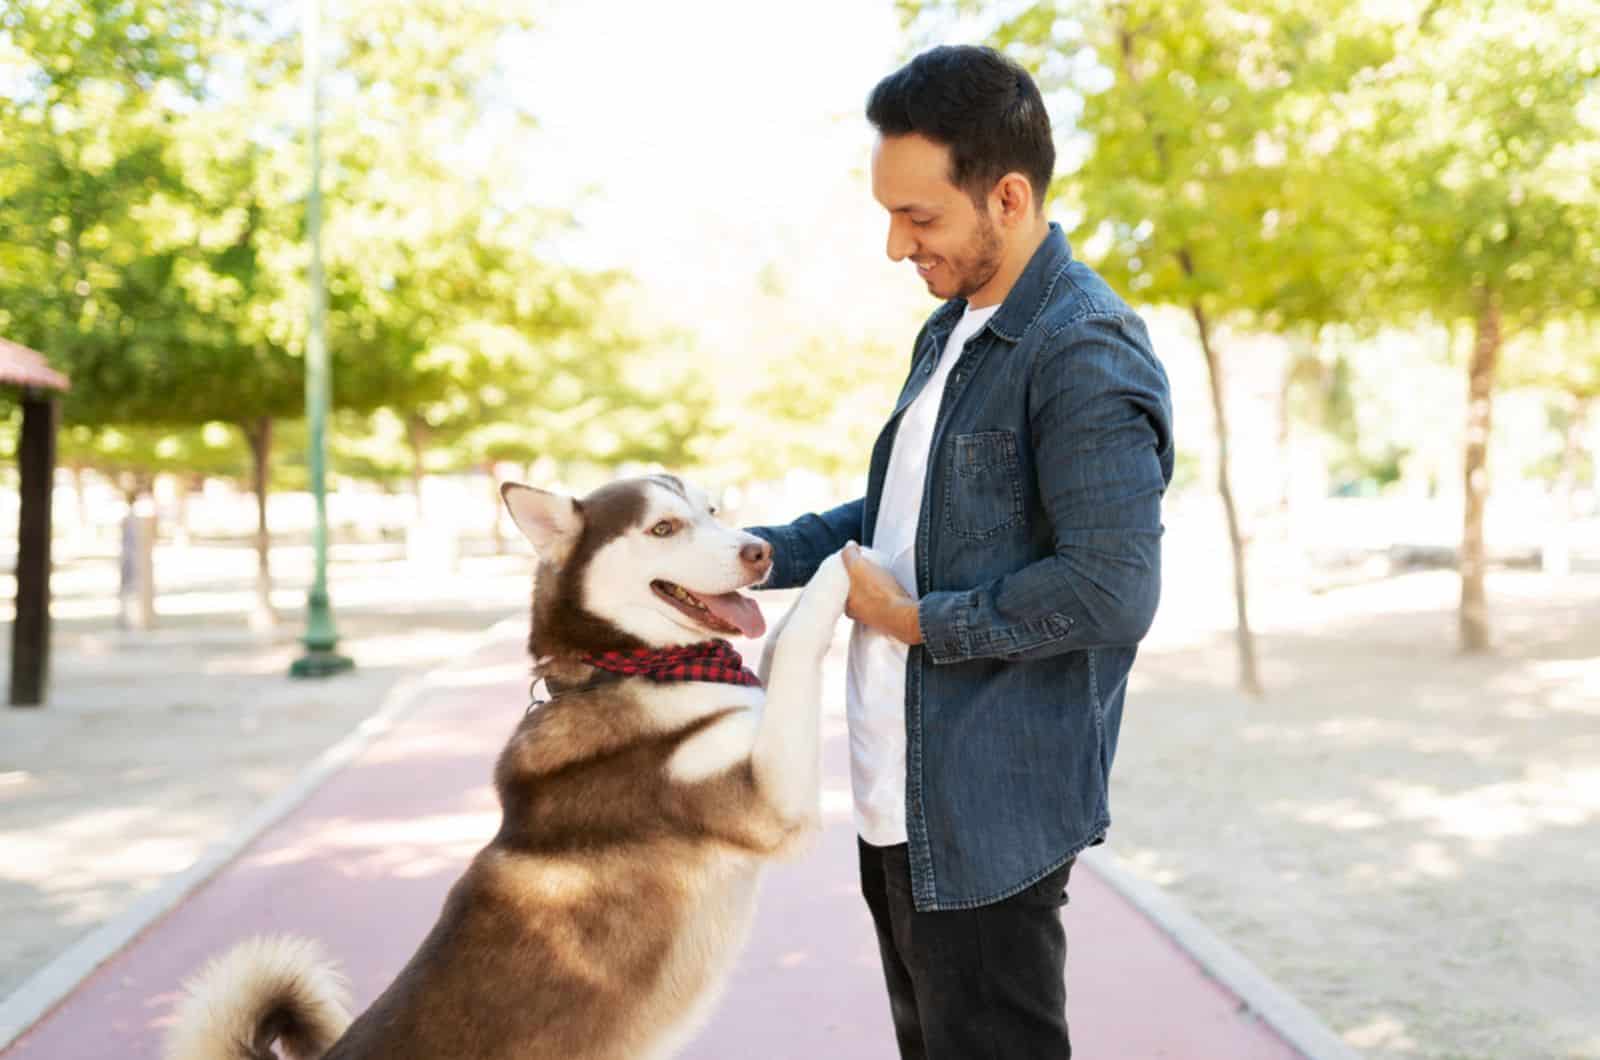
[896,313,1173,663]
[745,497,866,591]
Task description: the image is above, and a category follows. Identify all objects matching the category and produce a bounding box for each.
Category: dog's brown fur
[309,689,800,1059]
[167,475,850,1060]
[529,479,656,664]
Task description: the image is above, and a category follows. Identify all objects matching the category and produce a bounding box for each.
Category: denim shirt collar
[928,222,1074,345]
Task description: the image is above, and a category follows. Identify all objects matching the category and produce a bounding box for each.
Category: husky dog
[167,474,854,1060]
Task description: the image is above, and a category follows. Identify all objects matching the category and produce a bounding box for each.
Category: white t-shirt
[846,302,1000,846]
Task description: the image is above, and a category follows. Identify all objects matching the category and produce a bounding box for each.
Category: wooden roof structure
[0,336,71,392]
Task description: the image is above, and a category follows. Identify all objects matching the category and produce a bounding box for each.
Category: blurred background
[1,1,1596,1058]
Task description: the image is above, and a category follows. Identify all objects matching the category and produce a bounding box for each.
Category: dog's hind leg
[750,548,852,825]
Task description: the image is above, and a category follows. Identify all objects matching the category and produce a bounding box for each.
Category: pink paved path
[5,632,1302,1059]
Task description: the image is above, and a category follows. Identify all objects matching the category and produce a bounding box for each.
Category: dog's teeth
[662,583,709,610]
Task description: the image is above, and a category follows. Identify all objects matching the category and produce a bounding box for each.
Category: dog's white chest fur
[645,684,766,784]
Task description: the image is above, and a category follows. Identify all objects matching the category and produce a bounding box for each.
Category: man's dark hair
[866,45,1054,211]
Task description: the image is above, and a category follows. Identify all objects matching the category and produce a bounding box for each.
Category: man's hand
[840,543,923,646]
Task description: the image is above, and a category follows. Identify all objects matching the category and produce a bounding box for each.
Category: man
[748,45,1174,1058]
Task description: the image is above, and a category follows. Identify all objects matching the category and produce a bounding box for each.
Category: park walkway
[1,628,1308,1059]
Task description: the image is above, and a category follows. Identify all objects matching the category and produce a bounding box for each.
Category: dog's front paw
[782,546,852,645]
[806,547,853,614]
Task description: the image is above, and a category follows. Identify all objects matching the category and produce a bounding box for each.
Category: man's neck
[966,219,1051,310]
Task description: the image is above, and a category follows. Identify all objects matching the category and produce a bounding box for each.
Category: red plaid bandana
[580,639,762,688]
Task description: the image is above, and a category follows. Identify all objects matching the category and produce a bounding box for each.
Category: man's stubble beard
[951,211,1005,302]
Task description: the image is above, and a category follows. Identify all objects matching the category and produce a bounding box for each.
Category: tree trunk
[1543,395,1589,577]
[119,474,157,631]
[1459,293,1501,653]
[244,417,277,631]
[1192,299,1264,696]
[406,415,428,521]
[71,464,89,544]
[1277,340,1319,519]
[172,473,191,548]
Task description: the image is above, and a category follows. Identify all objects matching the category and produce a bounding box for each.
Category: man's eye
[911,217,933,227]
[650,521,676,537]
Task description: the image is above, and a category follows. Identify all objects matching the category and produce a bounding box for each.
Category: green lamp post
[291,0,353,679]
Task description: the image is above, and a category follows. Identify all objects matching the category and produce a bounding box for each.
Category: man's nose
[886,222,914,262]
[740,540,773,571]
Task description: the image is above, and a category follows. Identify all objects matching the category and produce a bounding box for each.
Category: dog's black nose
[741,541,773,568]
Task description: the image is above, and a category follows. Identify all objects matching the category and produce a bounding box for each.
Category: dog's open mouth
[651,580,767,639]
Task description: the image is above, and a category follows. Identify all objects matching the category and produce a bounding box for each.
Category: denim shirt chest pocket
[944,429,1025,539]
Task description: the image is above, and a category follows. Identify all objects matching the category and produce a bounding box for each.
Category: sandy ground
[0,544,530,1000]
[3,529,1597,1060]
[1117,565,1600,1060]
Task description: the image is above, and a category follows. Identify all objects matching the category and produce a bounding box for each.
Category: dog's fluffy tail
[164,936,351,1060]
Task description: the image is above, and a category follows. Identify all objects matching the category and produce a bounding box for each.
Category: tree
[1329,0,1600,650]
[301,0,710,519]
[902,0,1600,665]
[900,0,1393,694]
[0,0,288,624]
[3,0,685,628]
[0,0,247,427]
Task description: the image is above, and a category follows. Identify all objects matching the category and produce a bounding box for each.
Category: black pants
[858,839,1074,1060]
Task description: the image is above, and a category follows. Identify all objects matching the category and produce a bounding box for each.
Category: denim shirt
[748,224,1174,911]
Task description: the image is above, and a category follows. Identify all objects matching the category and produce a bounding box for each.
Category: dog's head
[501,474,772,660]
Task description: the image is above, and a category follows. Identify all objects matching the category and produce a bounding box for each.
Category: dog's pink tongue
[704,591,766,639]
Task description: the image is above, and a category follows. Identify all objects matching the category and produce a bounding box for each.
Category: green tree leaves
[899,0,1600,664]
[0,0,699,482]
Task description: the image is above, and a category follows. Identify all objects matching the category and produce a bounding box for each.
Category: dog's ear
[500,482,583,558]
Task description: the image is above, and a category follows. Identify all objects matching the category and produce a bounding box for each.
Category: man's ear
[994,171,1033,225]
[500,482,583,558]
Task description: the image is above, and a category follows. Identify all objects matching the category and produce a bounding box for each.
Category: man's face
[870,133,1004,302]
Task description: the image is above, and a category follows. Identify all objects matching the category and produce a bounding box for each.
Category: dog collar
[581,640,762,688]
[531,640,762,710]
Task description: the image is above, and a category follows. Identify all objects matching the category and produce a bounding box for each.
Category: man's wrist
[897,600,924,645]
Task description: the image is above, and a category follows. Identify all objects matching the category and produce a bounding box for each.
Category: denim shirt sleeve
[918,313,1173,663]
[744,497,865,591]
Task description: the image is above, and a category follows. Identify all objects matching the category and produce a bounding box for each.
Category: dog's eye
[650,521,676,537]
